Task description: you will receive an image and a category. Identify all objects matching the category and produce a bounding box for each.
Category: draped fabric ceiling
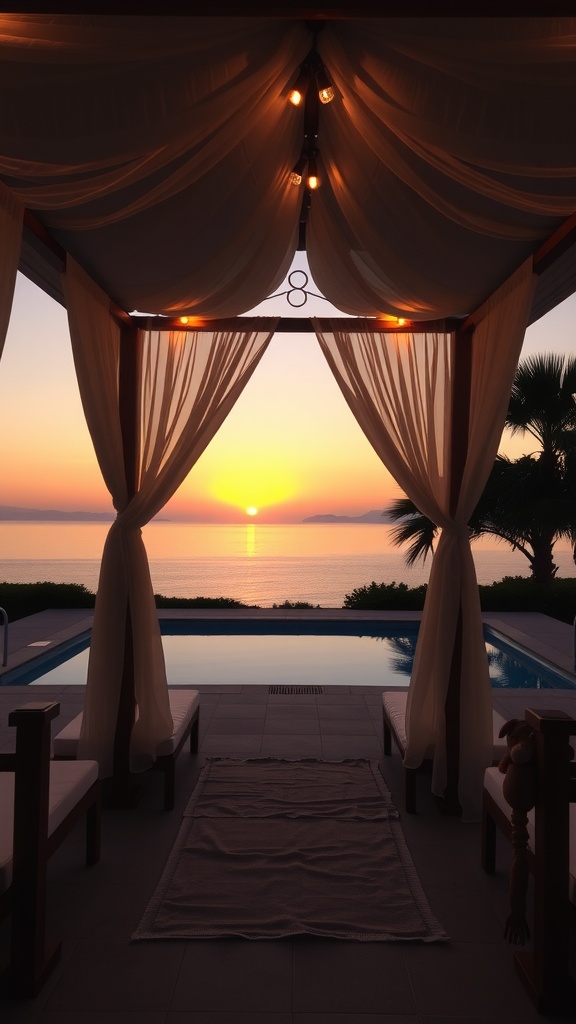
[1,13,575,817]
[1,14,575,321]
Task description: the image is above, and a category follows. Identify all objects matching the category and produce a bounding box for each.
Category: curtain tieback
[441,523,470,541]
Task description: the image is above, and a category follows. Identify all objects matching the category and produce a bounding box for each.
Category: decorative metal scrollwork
[264,270,329,308]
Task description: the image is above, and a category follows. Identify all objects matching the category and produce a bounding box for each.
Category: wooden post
[111,321,141,806]
[7,702,61,996]
[440,327,473,814]
[513,709,576,1013]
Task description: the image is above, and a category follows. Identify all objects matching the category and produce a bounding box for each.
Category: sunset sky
[0,254,574,524]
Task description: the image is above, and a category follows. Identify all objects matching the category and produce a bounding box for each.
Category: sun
[246,506,258,516]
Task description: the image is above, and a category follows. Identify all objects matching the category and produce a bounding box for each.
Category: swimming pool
[3,618,575,690]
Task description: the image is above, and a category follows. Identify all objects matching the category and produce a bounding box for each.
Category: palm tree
[387,353,576,585]
[507,353,576,461]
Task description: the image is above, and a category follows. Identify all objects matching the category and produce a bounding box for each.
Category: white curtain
[0,181,23,357]
[63,258,277,777]
[314,260,535,819]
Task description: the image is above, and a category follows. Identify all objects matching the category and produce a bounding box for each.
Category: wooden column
[7,702,61,996]
[440,327,473,814]
[515,709,576,1013]
[110,321,141,805]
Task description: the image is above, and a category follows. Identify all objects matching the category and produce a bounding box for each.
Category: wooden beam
[440,325,474,817]
[110,323,141,806]
[17,203,575,335]
[22,210,66,270]
[461,212,576,332]
[5,3,575,14]
[532,211,576,277]
[137,315,463,334]
[19,209,131,326]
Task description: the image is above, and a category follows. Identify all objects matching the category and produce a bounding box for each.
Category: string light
[288,68,308,107]
[289,154,307,186]
[287,33,332,236]
[315,65,334,104]
[306,153,319,190]
[288,52,335,109]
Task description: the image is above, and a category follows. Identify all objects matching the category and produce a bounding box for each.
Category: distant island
[0,503,389,525]
[0,505,116,522]
[302,509,391,524]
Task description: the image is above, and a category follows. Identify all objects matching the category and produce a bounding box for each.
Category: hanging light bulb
[288,68,308,107]
[289,86,304,107]
[319,85,334,104]
[289,154,307,186]
[315,64,334,104]
[306,154,320,191]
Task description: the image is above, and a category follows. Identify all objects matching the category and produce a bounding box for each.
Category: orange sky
[0,258,574,523]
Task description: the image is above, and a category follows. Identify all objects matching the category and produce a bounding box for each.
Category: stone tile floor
[0,610,575,1023]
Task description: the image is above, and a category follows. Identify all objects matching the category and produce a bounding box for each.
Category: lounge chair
[53,688,200,810]
[0,701,100,997]
[382,689,508,812]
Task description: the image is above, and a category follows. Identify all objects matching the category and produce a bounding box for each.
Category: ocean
[0,521,574,608]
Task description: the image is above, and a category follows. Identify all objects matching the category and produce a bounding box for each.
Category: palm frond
[385,497,437,566]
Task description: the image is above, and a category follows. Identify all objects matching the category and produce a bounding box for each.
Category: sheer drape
[308,19,576,319]
[1,17,310,317]
[1,17,573,318]
[0,181,23,358]
[314,261,535,819]
[63,259,277,776]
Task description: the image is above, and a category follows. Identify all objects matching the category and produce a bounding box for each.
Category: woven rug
[133,757,448,942]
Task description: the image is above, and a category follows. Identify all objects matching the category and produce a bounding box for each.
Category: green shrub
[343,575,576,624]
[0,582,253,621]
[153,594,251,609]
[343,581,428,610]
[3,575,576,625]
[272,600,319,609]
[0,581,96,621]
[478,576,576,624]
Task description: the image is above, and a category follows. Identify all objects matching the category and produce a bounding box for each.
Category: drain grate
[268,685,324,695]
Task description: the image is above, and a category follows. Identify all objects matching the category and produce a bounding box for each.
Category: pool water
[4,619,575,690]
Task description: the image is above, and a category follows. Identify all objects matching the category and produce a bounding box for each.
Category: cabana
[0,10,575,822]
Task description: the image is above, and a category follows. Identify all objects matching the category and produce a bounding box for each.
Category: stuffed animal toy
[497,717,537,945]
[498,717,537,811]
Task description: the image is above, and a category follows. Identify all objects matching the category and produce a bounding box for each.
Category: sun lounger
[480,708,576,1013]
[0,701,100,997]
[53,689,200,811]
[382,690,508,812]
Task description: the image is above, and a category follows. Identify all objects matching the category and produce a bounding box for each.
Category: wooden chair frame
[150,704,199,810]
[54,697,200,811]
[481,708,576,1014]
[0,701,100,998]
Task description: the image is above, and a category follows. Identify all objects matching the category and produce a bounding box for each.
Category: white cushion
[0,759,98,895]
[52,690,199,759]
[156,690,199,756]
[484,765,576,907]
[383,690,508,760]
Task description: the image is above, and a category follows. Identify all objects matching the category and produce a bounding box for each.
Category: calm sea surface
[0,522,574,608]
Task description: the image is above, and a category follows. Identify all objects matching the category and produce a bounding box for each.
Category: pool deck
[0,608,575,1023]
